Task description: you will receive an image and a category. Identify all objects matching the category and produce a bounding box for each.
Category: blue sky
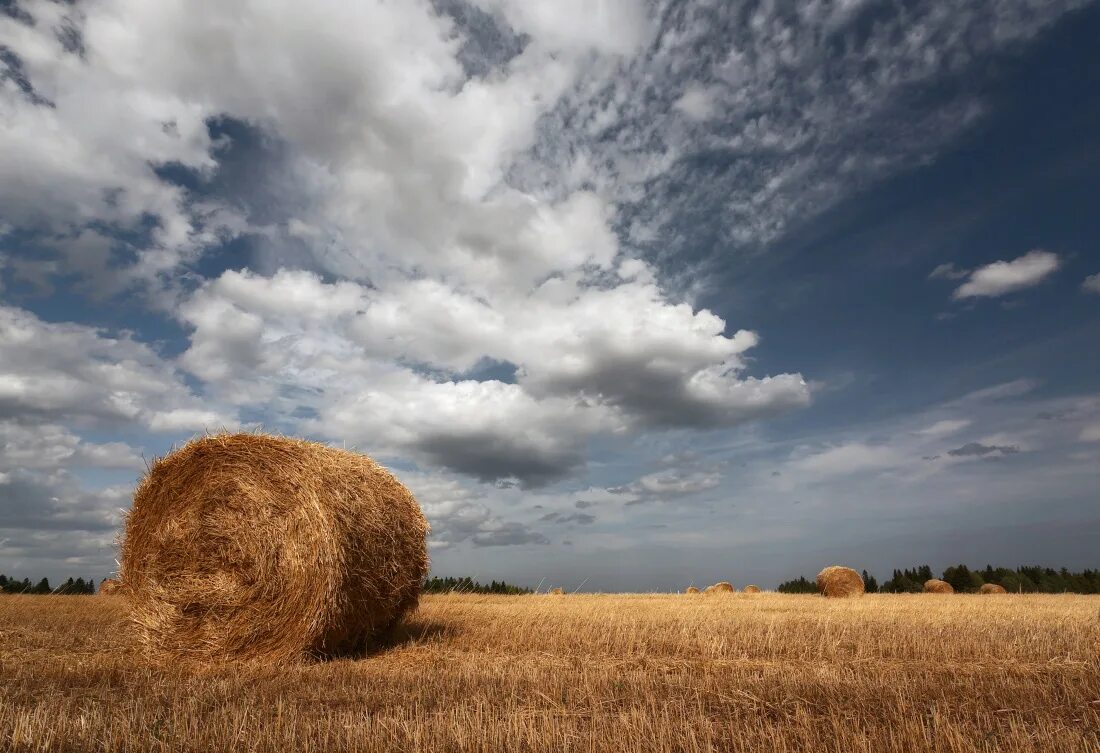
[1,0,1098,590]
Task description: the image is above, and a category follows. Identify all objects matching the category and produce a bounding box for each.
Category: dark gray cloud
[947,442,1020,457]
[539,511,596,525]
[414,431,583,488]
[0,471,125,533]
[929,263,970,280]
[526,349,808,429]
[471,523,549,547]
[432,0,528,78]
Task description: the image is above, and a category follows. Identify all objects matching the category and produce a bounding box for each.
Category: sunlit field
[2,592,1098,752]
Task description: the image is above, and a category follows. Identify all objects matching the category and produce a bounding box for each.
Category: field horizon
[3,591,1098,752]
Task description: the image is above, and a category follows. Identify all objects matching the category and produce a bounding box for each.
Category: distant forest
[421,576,532,595]
[0,573,534,596]
[0,574,100,595]
[6,567,1099,596]
[778,565,1100,594]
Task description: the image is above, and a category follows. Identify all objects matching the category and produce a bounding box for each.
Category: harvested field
[1,592,1098,752]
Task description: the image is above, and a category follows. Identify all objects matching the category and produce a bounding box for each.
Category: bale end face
[685,586,700,594]
[815,566,865,598]
[923,579,955,594]
[708,581,736,594]
[742,585,761,594]
[549,587,565,595]
[980,583,1007,594]
[119,433,429,663]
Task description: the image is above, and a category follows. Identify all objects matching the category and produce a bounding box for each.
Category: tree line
[0,574,101,595]
[778,565,1100,594]
[3,573,533,596]
[421,576,532,594]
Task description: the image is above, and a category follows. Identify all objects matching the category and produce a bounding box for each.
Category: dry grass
[121,433,429,663]
[2,592,1097,752]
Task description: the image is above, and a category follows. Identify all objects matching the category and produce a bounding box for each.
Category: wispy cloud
[951,250,1061,299]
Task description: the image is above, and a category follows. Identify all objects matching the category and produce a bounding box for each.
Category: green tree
[942,564,979,593]
[776,576,817,594]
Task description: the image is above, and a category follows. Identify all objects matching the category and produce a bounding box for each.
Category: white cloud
[0,304,232,430]
[472,0,653,57]
[176,268,808,485]
[0,422,137,471]
[674,84,718,122]
[952,250,1061,299]
[915,419,971,437]
[145,409,234,433]
[609,468,722,504]
[951,379,1040,403]
[403,472,548,548]
[789,442,903,477]
[1083,273,1100,294]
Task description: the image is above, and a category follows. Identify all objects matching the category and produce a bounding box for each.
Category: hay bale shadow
[351,619,458,659]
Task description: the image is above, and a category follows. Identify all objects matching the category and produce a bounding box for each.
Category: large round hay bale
[980,583,1007,595]
[923,579,954,594]
[685,586,700,594]
[549,587,564,595]
[702,585,717,594]
[120,433,429,663]
[708,581,736,594]
[742,584,761,593]
[815,566,864,598]
[98,578,121,595]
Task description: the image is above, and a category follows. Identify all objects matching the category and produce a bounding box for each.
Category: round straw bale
[98,578,121,595]
[742,585,761,593]
[979,583,1007,594]
[708,581,736,594]
[120,433,429,663]
[549,587,564,595]
[702,585,717,594]
[815,566,864,598]
[685,586,700,594]
[923,579,954,594]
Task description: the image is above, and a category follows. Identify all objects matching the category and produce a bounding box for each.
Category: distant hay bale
[702,585,717,594]
[549,587,565,595]
[980,583,1007,595]
[120,433,429,663]
[742,585,761,594]
[815,566,865,598]
[923,579,955,594]
[98,578,121,595]
[685,586,700,594]
[708,581,736,594]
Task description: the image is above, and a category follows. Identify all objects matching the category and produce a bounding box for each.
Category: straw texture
[815,566,865,598]
[120,433,429,663]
